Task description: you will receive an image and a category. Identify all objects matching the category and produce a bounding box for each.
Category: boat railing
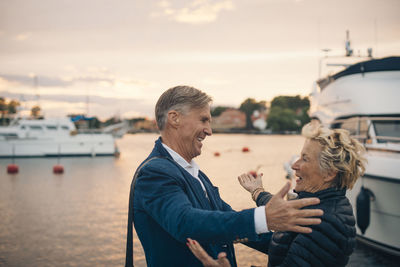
[352,135,400,144]
[331,116,400,150]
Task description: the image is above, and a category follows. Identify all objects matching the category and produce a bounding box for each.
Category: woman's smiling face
[292,139,328,193]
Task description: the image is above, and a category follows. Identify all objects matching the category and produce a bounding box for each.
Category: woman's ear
[167,110,180,128]
[324,169,338,183]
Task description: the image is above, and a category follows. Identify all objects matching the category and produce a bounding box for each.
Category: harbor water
[0,134,398,266]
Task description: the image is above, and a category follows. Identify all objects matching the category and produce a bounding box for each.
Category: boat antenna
[34,75,40,106]
[367,47,373,58]
[345,30,353,57]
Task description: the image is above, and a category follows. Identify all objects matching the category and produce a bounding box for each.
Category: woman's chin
[294,186,302,192]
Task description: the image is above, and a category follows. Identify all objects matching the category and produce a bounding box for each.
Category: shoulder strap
[125,156,161,267]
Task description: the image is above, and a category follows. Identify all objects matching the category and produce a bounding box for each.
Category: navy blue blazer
[127,137,261,267]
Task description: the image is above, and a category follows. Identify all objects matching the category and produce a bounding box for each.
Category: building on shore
[211,108,246,132]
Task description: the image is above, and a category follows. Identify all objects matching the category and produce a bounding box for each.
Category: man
[125,86,323,267]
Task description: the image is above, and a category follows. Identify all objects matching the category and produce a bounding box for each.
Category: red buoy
[214,152,220,157]
[7,164,19,174]
[242,147,250,152]
[249,171,257,178]
[53,164,64,174]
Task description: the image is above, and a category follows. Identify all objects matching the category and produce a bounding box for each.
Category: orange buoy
[214,152,220,157]
[53,164,64,174]
[242,147,250,152]
[7,164,19,174]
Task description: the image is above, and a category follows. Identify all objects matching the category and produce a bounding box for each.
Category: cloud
[0,73,156,89]
[0,90,154,119]
[153,0,234,24]
[0,72,161,119]
[161,50,316,63]
[0,73,120,88]
[0,73,73,87]
[15,32,32,41]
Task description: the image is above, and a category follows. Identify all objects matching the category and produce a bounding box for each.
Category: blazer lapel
[153,137,211,209]
[183,171,212,209]
[198,172,220,210]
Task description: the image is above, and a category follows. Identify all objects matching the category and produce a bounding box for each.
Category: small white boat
[309,55,400,256]
[0,117,119,158]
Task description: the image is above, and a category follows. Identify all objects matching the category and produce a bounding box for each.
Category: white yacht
[0,117,119,158]
[309,55,400,256]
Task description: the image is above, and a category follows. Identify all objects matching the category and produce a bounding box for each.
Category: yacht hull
[347,172,400,256]
[0,134,116,158]
[310,56,400,256]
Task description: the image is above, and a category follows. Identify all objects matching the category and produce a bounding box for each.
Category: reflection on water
[0,134,398,266]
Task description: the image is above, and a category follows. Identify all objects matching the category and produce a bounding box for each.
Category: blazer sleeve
[134,159,259,244]
[242,232,272,254]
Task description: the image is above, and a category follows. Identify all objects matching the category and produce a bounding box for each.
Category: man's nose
[204,125,212,136]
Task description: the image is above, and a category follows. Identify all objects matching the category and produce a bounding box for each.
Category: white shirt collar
[161,142,200,179]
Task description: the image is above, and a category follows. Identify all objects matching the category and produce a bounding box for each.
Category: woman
[188,121,366,267]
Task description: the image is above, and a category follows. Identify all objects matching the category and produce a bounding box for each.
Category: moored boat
[0,117,119,158]
[309,55,400,256]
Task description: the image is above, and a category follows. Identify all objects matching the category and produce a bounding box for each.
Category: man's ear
[167,110,180,128]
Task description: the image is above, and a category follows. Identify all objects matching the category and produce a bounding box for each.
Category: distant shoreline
[128,129,300,135]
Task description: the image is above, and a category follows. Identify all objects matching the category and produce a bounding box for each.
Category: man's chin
[192,149,201,158]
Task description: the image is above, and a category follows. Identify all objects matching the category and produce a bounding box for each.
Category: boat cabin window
[334,117,368,138]
[20,125,26,130]
[61,125,70,130]
[373,120,400,143]
[29,125,43,130]
[0,133,18,138]
[46,125,58,130]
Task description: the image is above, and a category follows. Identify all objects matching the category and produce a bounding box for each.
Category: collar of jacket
[151,136,174,159]
[296,187,347,201]
[152,137,218,209]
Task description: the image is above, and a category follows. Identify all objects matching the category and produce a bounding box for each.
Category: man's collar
[161,142,191,166]
[161,142,199,177]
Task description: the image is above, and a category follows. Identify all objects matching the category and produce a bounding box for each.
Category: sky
[1,0,399,119]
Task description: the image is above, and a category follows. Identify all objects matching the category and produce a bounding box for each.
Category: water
[0,134,398,266]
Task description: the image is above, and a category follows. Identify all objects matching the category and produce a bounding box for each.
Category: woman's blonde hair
[302,121,367,190]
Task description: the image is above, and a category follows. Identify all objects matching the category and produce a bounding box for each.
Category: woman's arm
[187,238,231,267]
[237,173,274,206]
[238,173,265,202]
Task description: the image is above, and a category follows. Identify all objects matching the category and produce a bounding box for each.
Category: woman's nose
[291,160,299,170]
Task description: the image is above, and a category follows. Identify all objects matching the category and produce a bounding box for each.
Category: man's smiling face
[176,105,212,162]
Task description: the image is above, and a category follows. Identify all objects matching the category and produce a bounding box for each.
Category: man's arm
[265,182,323,233]
[135,161,259,244]
[238,173,323,233]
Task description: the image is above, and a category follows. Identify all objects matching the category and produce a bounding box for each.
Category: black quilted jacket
[256,187,356,267]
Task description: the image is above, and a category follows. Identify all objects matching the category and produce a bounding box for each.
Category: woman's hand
[187,238,231,267]
[238,173,264,193]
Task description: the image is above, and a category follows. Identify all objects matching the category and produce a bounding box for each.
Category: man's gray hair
[155,85,212,131]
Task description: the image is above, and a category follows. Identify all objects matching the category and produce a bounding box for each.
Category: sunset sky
[1,0,399,119]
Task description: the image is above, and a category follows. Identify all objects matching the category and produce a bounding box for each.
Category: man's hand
[265,182,323,233]
[238,173,263,193]
[187,238,231,267]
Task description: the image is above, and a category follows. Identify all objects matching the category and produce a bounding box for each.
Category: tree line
[212,95,310,133]
[1,95,311,132]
